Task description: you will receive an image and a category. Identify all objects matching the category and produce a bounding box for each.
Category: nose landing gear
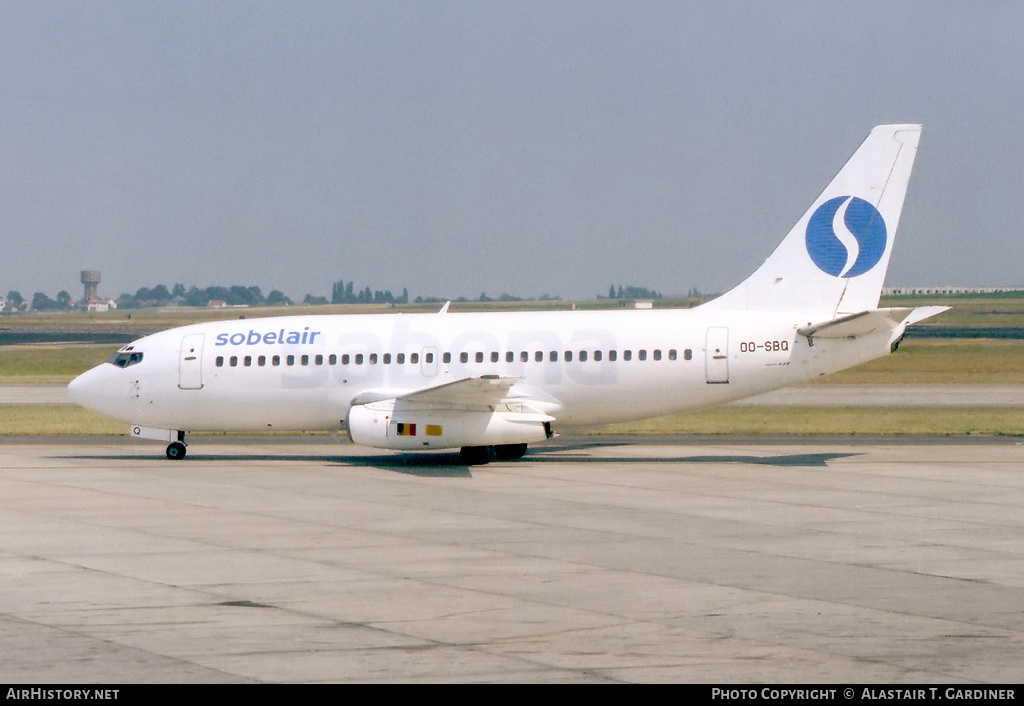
[165,431,187,460]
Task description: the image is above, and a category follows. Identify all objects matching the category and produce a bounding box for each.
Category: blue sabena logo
[805,196,887,277]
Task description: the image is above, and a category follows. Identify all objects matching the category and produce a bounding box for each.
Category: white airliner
[69,124,944,463]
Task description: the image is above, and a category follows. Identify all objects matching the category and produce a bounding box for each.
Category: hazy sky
[2,1,1022,302]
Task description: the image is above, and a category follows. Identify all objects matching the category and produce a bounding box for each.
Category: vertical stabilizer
[702,124,921,316]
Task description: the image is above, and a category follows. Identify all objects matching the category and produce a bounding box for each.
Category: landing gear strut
[165,432,187,460]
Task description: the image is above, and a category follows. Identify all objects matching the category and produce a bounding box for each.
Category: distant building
[79,269,116,310]
[884,286,1024,296]
[86,299,117,312]
[81,270,101,304]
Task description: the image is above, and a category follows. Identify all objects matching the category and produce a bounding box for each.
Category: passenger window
[287,355,295,366]
[521,351,529,362]
[230,356,238,367]
[535,351,543,362]
[475,352,484,363]
[443,352,451,364]
[564,351,573,362]
[506,352,514,363]
[668,350,677,361]
[684,349,692,360]
[623,350,632,361]
[594,350,602,361]
[653,350,661,361]
[315,354,323,365]
[273,355,281,366]
[355,354,364,365]
[491,351,499,363]
[258,355,266,366]
[244,356,252,367]
[397,353,405,364]
[329,354,337,365]
[301,355,309,366]
[383,353,392,364]
[549,351,557,362]
[579,351,588,362]
[460,352,468,363]
[639,350,647,361]
[369,353,378,364]
[342,354,350,365]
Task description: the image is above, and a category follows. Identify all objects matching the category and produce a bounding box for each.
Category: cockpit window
[108,351,144,368]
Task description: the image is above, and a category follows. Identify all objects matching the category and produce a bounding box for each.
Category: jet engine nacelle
[346,400,553,451]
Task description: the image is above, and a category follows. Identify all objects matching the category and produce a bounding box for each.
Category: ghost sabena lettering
[215,327,322,347]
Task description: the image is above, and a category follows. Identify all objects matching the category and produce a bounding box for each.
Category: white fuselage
[68,306,895,436]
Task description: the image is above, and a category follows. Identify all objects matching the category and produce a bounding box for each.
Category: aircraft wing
[397,375,523,412]
[349,375,553,416]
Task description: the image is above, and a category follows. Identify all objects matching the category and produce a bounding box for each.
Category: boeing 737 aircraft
[69,124,944,463]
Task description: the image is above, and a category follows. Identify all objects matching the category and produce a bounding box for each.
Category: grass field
[880,293,1024,328]
[0,346,117,383]
[815,339,1024,383]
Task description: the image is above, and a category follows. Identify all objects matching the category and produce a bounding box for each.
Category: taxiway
[1,436,1022,682]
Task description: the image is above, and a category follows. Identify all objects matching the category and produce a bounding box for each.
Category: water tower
[81,270,101,303]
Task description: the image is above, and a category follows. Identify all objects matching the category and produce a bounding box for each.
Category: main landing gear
[459,443,528,465]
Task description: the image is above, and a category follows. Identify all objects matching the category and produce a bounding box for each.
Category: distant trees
[604,284,664,300]
[330,279,409,305]
[31,292,58,310]
[110,283,294,309]
[27,291,74,311]
[266,290,290,306]
[3,277,670,314]
[5,291,24,312]
[112,278,416,309]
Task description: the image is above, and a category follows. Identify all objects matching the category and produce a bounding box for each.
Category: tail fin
[702,124,921,316]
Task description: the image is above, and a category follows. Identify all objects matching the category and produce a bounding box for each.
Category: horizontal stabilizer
[799,308,909,339]
[798,306,948,340]
[903,305,950,326]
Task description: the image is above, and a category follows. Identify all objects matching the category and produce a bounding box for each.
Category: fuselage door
[179,333,205,390]
[705,327,729,384]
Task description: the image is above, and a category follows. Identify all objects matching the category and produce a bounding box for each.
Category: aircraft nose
[67,366,99,407]
[67,365,120,416]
